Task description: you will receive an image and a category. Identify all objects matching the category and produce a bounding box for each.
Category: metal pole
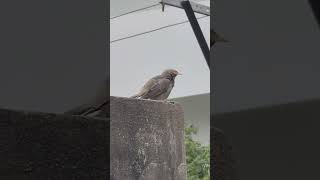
[181,0,210,68]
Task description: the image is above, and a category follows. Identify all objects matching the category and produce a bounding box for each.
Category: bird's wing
[131,75,161,98]
[142,78,171,99]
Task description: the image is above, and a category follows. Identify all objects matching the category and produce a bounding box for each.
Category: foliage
[185,124,210,180]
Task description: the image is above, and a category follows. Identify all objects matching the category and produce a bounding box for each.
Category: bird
[64,79,109,117]
[210,29,228,47]
[130,69,181,100]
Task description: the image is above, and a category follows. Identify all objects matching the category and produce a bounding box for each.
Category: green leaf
[185,124,210,180]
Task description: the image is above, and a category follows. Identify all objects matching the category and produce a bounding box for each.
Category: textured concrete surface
[0,109,109,179]
[110,96,186,180]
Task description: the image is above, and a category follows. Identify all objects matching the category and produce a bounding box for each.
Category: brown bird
[130,69,181,100]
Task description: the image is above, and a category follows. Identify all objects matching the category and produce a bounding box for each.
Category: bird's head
[162,69,182,79]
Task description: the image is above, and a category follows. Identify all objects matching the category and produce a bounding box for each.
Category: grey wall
[212,0,320,114]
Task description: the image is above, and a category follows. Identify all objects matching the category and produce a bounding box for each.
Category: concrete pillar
[110,96,186,180]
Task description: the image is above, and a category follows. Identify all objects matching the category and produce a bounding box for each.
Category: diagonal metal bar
[181,0,210,68]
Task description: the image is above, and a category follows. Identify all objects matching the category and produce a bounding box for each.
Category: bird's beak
[178,73,182,75]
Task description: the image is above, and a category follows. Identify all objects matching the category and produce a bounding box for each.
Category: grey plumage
[64,79,109,117]
[131,69,181,100]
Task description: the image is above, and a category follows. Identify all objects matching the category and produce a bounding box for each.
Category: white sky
[110,0,210,98]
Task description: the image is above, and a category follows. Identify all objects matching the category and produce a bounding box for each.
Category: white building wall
[172,93,210,145]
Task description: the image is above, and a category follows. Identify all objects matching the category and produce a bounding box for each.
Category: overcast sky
[110,0,210,98]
